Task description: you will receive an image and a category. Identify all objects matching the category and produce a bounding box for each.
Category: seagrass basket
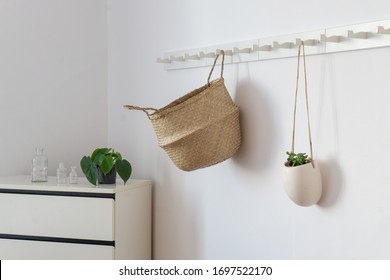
[124,51,241,171]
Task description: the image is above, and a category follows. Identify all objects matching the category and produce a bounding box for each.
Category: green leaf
[286,151,309,167]
[91,148,101,161]
[116,159,132,184]
[91,148,110,161]
[100,155,114,175]
[80,156,98,186]
[111,150,122,164]
[93,153,106,166]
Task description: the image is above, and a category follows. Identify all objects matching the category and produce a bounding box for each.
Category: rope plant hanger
[283,42,322,207]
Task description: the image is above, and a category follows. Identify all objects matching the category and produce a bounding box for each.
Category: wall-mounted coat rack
[157,19,390,70]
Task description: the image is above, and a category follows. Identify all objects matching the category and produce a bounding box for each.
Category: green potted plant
[285,152,310,167]
[283,151,322,207]
[80,148,132,186]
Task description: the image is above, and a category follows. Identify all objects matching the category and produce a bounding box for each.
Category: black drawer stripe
[0,188,115,199]
[0,233,115,247]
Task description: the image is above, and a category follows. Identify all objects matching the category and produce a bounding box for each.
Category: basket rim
[149,78,225,120]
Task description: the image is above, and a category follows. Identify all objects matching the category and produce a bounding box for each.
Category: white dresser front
[0,176,152,260]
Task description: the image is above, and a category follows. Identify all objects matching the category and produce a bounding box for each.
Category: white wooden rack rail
[157,19,390,70]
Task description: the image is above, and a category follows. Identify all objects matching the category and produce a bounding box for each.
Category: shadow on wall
[232,79,277,173]
[152,154,203,259]
[316,55,344,208]
[317,159,344,207]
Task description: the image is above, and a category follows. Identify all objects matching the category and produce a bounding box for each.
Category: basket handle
[123,105,158,119]
[291,42,315,168]
[207,50,225,86]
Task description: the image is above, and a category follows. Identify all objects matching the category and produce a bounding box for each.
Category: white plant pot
[283,161,322,207]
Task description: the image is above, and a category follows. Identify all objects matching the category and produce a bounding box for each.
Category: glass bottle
[31,147,48,182]
[69,166,78,184]
[57,162,67,184]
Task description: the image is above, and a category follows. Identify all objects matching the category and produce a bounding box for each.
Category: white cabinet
[0,175,152,260]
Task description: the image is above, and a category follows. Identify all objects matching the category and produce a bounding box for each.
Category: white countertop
[0,175,151,194]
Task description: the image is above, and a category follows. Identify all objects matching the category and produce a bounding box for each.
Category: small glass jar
[31,147,48,182]
[57,162,67,184]
[69,166,78,184]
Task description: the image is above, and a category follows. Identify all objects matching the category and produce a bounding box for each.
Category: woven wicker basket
[124,51,241,171]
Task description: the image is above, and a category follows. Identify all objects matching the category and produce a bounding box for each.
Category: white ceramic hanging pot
[283,42,322,207]
[283,161,322,206]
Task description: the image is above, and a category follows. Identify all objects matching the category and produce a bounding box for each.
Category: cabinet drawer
[0,239,114,260]
[0,193,114,241]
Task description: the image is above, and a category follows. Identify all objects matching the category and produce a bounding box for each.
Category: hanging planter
[283,43,322,207]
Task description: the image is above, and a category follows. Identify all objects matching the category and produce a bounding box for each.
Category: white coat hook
[273,41,293,49]
[170,55,184,62]
[233,47,251,54]
[347,30,369,39]
[377,26,390,35]
[184,53,200,60]
[320,34,342,43]
[216,49,233,56]
[199,51,216,58]
[295,38,319,46]
[252,44,272,51]
[156,57,171,64]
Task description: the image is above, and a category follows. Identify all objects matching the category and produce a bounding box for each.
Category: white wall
[0,0,107,176]
[9,0,390,261]
[0,0,386,261]
[109,0,390,259]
